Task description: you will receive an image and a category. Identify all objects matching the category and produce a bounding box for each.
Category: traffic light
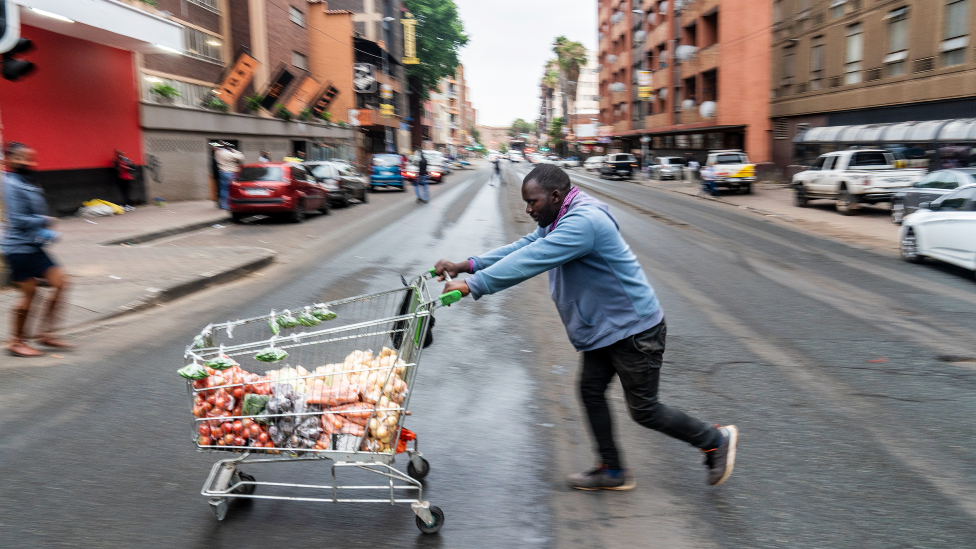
[3,38,35,81]
[0,0,36,81]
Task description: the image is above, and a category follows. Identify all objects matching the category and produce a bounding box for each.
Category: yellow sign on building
[380,103,394,117]
[402,13,419,65]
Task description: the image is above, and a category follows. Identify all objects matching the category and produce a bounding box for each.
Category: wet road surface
[2,163,976,548]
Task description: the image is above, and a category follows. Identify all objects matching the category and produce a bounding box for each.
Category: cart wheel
[209,499,229,521]
[233,472,256,495]
[415,505,445,534]
[407,457,430,480]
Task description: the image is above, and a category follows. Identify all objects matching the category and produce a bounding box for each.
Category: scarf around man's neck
[549,186,580,231]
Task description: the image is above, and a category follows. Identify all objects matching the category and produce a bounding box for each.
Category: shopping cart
[181,269,462,534]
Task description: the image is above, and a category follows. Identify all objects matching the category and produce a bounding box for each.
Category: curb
[64,251,275,335]
[639,180,799,222]
[101,216,231,246]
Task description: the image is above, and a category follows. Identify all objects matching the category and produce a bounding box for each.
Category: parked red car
[229,162,329,223]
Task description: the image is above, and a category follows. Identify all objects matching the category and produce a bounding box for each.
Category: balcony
[680,44,719,76]
[611,53,630,74]
[16,0,183,53]
[682,0,719,21]
[646,23,671,49]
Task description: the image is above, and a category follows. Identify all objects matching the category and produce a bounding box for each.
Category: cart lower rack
[180,270,461,533]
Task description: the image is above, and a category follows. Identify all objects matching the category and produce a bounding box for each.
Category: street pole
[382,17,394,153]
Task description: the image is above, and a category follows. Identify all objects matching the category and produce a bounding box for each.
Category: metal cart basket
[181,270,461,534]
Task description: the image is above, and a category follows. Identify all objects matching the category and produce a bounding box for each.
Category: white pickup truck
[792,149,926,215]
[705,150,756,194]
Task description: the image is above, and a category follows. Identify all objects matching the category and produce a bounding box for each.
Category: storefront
[0,0,182,214]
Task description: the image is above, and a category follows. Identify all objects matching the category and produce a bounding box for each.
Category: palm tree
[553,36,588,129]
[541,59,560,132]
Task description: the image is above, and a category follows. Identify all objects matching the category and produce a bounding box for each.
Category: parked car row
[899,183,976,278]
[228,152,458,223]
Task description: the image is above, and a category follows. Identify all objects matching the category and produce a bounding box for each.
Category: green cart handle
[429,267,463,307]
[439,290,463,307]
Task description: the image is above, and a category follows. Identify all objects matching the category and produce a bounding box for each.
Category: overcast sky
[455,0,597,128]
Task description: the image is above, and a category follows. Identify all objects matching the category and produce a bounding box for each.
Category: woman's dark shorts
[5,250,56,282]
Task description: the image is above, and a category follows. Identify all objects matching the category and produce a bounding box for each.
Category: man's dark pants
[580,319,720,470]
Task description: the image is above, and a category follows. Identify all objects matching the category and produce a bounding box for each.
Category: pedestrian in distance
[214,142,244,210]
[258,150,270,163]
[700,162,719,197]
[415,151,430,203]
[434,164,738,490]
[2,142,74,357]
[686,154,700,183]
[113,149,136,211]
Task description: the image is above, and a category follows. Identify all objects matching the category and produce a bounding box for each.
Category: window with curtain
[810,37,824,89]
[845,24,863,84]
[292,51,308,70]
[941,0,968,66]
[290,6,306,27]
[886,8,908,76]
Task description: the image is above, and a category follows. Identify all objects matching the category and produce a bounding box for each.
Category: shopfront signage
[260,67,295,110]
[402,13,419,65]
[354,63,377,93]
[380,103,394,118]
[283,76,322,115]
[217,52,259,109]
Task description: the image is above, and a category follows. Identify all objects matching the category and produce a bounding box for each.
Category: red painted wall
[0,25,143,170]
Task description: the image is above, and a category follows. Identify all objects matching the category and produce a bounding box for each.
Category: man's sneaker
[703,425,738,486]
[567,466,636,491]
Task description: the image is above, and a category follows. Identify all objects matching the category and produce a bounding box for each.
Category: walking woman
[2,142,73,356]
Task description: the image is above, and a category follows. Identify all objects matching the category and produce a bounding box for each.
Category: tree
[470,126,484,149]
[404,0,468,99]
[405,0,468,148]
[499,143,508,154]
[539,59,560,133]
[509,118,534,138]
[548,117,565,156]
[552,36,588,129]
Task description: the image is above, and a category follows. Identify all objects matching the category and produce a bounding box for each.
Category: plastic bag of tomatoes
[189,365,278,453]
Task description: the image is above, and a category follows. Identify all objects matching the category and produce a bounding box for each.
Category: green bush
[150,83,180,99]
[244,94,263,112]
[275,104,293,121]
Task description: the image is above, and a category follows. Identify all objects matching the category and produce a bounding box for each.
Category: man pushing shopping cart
[434,164,738,490]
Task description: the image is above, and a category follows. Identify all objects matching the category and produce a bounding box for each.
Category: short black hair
[4,141,28,158]
[523,164,570,194]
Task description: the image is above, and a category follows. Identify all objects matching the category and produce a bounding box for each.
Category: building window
[844,23,863,84]
[885,8,908,76]
[773,0,783,23]
[774,119,789,139]
[941,0,968,66]
[187,0,219,11]
[292,51,308,70]
[290,6,306,27]
[782,50,795,83]
[810,36,824,89]
[184,27,224,63]
[829,0,846,19]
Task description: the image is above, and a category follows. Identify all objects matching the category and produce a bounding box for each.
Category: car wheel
[289,201,306,223]
[359,188,369,203]
[318,198,330,215]
[794,185,809,207]
[370,185,378,193]
[901,228,923,263]
[740,184,752,194]
[891,201,904,224]
[231,211,246,224]
[836,188,858,216]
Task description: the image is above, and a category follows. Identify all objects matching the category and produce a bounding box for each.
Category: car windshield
[371,155,401,166]
[617,155,636,162]
[309,165,334,179]
[237,167,283,182]
[664,158,686,165]
[715,154,746,164]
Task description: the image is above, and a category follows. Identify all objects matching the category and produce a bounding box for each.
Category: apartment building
[425,65,476,153]
[598,0,772,163]
[770,0,976,171]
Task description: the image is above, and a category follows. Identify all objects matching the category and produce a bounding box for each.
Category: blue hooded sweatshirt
[465,190,663,351]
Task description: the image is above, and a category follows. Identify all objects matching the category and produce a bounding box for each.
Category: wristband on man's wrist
[467,259,474,273]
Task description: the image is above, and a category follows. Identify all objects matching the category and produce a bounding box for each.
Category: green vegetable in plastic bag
[204,356,238,370]
[242,393,270,417]
[312,308,337,321]
[255,347,288,362]
[276,312,300,329]
[192,335,206,349]
[297,312,320,327]
[269,319,280,336]
[178,363,209,380]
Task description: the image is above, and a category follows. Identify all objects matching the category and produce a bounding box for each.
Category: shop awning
[794,118,976,143]
[15,0,183,53]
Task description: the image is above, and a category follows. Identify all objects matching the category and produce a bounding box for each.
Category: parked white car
[792,149,926,215]
[555,157,581,168]
[583,156,605,172]
[900,184,976,277]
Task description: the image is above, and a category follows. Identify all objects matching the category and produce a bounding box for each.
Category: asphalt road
[2,162,975,548]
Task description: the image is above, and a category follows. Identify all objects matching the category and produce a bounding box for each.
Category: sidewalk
[641,178,901,253]
[0,201,275,340]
